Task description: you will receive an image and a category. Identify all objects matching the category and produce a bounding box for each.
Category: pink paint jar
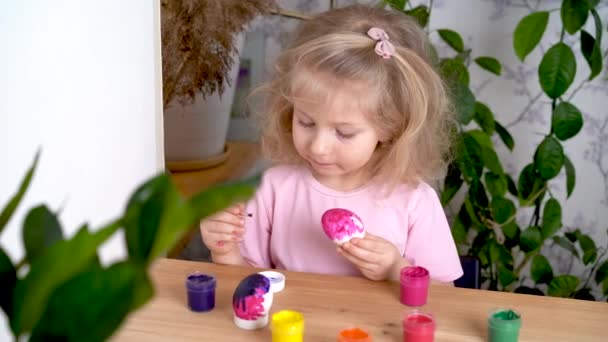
[400,266,430,306]
[403,312,435,342]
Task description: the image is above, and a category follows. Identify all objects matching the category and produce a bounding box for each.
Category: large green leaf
[456,134,484,181]
[503,222,520,241]
[23,205,64,265]
[474,56,502,75]
[541,198,562,239]
[451,215,467,244]
[474,102,495,135]
[564,155,576,198]
[575,231,597,265]
[581,30,603,81]
[441,164,462,205]
[188,175,259,232]
[553,235,580,259]
[0,151,39,235]
[124,173,257,265]
[539,43,577,99]
[467,130,504,175]
[534,136,565,180]
[552,102,583,141]
[438,29,464,52]
[513,11,549,61]
[485,172,507,197]
[595,260,608,285]
[520,226,542,253]
[0,247,16,318]
[10,221,121,336]
[441,58,470,86]
[494,121,514,151]
[498,264,517,288]
[590,9,602,45]
[404,5,429,28]
[30,262,152,342]
[506,175,519,197]
[518,164,545,205]
[491,196,516,224]
[548,275,580,298]
[561,0,589,34]
[468,180,489,209]
[452,81,476,125]
[531,254,554,284]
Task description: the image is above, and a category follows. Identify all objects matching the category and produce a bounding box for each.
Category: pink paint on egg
[321,208,365,245]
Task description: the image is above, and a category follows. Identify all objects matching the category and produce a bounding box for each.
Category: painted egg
[232,273,274,330]
[321,208,365,245]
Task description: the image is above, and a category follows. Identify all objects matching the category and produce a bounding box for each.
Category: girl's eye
[337,131,356,139]
[298,119,315,128]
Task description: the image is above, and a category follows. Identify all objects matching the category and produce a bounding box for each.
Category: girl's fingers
[341,242,381,264]
[209,212,244,227]
[337,247,377,273]
[348,238,383,253]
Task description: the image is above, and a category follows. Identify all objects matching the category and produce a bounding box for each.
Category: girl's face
[291,88,381,191]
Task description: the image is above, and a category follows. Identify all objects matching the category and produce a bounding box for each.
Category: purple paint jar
[185,272,216,312]
[400,266,430,307]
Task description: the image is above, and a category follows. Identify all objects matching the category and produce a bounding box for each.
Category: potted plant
[161,0,275,170]
[0,152,258,341]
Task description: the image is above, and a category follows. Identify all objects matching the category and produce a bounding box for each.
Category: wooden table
[113,258,608,341]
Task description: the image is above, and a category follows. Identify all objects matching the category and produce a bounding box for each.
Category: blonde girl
[200,4,462,283]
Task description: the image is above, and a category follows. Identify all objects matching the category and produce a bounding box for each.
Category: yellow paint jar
[271,310,304,342]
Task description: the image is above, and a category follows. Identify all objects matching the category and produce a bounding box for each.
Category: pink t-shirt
[240,165,463,282]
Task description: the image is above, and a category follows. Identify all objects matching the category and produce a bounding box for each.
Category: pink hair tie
[367,27,396,59]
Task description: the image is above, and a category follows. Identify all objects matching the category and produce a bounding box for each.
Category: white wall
[0,1,163,340]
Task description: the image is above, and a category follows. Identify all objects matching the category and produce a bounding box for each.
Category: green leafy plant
[0,152,258,341]
[384,0,608,300]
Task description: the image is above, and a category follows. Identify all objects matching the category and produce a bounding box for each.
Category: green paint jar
[488,309,521,342]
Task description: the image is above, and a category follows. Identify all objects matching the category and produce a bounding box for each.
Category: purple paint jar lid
[186,272,216,292]
[400,266,430,287]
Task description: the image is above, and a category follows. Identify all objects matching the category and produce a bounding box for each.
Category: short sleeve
[239,171,274,268]
[404,183,463,282]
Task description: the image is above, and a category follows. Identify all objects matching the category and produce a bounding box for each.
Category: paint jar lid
[258,271,286,293]
[185,272,216,292]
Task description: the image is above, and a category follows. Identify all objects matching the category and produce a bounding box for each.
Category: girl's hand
[200,203,246,259]
[338,232,407,281]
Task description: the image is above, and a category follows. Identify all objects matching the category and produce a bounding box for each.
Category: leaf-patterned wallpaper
[228,0,608,281]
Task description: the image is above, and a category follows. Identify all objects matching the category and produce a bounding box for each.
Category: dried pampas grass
[161,0,275,108]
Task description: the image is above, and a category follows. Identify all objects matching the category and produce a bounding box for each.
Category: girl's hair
[254,4,454,190]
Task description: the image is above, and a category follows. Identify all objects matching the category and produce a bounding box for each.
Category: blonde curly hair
[253,4,454,190]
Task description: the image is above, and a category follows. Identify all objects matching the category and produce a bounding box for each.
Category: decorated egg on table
[321,208,365,245]
[232,273,274,330]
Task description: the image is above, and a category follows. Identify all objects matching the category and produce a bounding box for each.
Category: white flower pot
[163,33,245,170]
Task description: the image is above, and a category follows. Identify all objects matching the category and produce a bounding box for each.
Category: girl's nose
[309,132,330,156]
